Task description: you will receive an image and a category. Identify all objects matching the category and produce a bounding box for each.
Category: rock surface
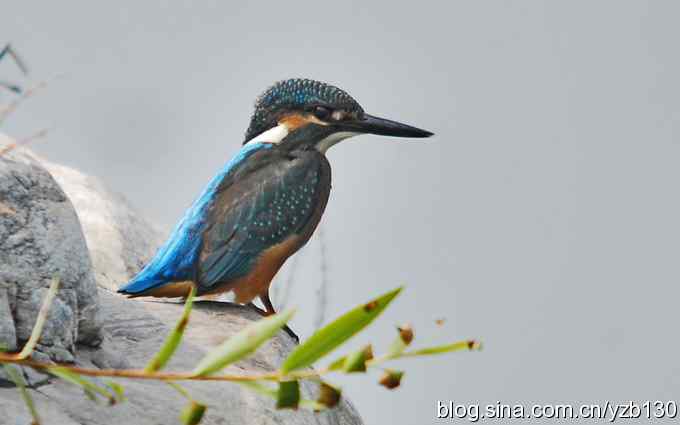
[42,160,166,293]
[1,291,363,425]
[0,137,101,363]
[0,140,363,425]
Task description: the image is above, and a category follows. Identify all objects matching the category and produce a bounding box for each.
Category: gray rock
[0,137,102,363]
[1,290,363,425]
[0,389,81,425]
[41,160,166,293]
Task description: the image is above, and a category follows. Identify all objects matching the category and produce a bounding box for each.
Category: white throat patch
[245,124,289,146]
[245,123,359,153]
[315,131,360,153]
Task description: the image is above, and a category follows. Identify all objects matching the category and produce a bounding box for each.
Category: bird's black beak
[344,113,434,138]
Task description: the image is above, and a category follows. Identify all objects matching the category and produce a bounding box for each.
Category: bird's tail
[118,273,194,298]
[117,268,168,296]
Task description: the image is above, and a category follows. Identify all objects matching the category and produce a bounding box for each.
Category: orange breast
[140,280,195,298]
[205,235,302,304]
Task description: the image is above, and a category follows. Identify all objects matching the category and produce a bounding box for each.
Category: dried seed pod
[379,370,404,390]
[317,382,342,408]
[397,324,414,345]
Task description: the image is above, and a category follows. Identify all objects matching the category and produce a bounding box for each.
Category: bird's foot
[282,325,300,344]
[247,302,299,344]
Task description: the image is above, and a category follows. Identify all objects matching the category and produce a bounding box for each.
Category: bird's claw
[283,324,300,344]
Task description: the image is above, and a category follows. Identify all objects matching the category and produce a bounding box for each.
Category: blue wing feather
[118,142,271,294]
[195,149,327,291]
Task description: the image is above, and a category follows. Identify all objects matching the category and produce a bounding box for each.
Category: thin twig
[314,225,330,329]
[18,128,49,145]
[0,128,49,157]
[0,343,448,385]
[167,381,193,399]
[0,76,56,125]
[0,43,29,75]
[0,356,319,382]
[0,82,22,93]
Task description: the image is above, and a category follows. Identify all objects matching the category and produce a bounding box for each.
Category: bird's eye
[313,106,331,120]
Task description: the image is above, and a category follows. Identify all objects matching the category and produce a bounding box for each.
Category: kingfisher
[118,78,432,327]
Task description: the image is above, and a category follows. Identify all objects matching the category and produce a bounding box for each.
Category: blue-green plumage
[196,147,330,291]
[245,79,364,143]
[118,142,330,296]
[118,142,274,294]
[118,78,432,309]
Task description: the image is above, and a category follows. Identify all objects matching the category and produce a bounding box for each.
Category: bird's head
[243,78,433,151]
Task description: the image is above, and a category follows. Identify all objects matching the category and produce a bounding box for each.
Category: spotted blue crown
[244,78,364,143]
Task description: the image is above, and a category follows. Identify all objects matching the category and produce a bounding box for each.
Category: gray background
[3,1,679,423]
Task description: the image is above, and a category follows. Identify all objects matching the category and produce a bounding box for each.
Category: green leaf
[166,381,192,400]
[239,381,277,398]
[240,381,324,411]
[3,365,41,424]
[327,355,347,371]
[145,287,195,372]
[276,380,300,409]
[281,287,402,373]
[400,340,482,358]
[180,401,206,425]
[49,367,115,404]
[342,345,372,373]
[192,309,296,376]
[18,277,60,359]
[105,381,126,404]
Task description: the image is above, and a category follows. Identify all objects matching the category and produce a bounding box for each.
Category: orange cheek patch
[280,114,310,130]
[280,113,328,131]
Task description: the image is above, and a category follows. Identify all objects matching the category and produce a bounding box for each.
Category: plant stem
[0,355,331,382]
